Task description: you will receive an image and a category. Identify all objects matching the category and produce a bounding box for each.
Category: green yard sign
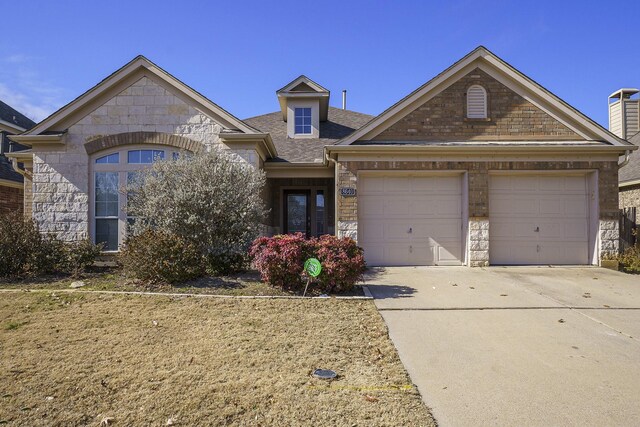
[304,258,322,278]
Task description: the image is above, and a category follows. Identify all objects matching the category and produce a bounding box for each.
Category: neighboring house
[8,47,636,267]
[609,88,640,210]
[0,100,35,215]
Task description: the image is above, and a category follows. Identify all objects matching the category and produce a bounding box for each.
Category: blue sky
[1,0,638,128]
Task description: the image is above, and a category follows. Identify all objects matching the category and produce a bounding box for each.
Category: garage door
[489,174,589,265]
[358,174,463,266]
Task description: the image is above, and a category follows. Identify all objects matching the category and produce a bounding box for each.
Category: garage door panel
[359,174,463,266]
[384,176,411,192]
[489,174,589,265]
[491,242,539,265]
[412,220,461,239]
[490,196,537,215]
[537,220,588,240]
[538,243,589,265]
[386,200,411,216]
[436,197,462,215]
[359,176,385,194]
[492,222,538,239]
[437,243,463,265]
[359,197,386,216]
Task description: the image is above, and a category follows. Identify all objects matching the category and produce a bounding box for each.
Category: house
[0,100,35,215]
[8,46,636,267]
[609,88,640,210]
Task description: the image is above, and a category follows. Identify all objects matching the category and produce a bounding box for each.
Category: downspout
[6,137,32,179]
[619,149,631,168]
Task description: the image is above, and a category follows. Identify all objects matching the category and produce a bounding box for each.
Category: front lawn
[0,291,435,426]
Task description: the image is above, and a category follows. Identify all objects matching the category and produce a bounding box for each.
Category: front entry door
[284,190,311,237]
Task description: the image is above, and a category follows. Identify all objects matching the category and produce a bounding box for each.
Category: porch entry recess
[283,189,326,237]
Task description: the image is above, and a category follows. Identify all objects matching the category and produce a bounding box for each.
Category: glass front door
[284,190,310,236]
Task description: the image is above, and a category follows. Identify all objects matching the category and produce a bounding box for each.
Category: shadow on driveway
[365,284,418,299]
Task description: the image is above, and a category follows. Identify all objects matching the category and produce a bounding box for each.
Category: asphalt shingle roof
[620,131,640,183]
[244,107,373,163]
[0,100,35,131]
[0,152,22,183]
[0,100,34,184]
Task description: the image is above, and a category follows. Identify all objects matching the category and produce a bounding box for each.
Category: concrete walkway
[365,266,640,427]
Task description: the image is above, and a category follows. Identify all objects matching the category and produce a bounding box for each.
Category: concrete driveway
[365,267,640,427]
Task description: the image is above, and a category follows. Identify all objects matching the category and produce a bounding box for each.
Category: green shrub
[0,212,102,278]
[249,233,366,293]
[126,148,266,275]
[62,239,104,276]
[119,229,206,284]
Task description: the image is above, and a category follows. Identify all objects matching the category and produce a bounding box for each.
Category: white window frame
[90,144,184,252]
[466,85,488,119]
[294,107,313,135]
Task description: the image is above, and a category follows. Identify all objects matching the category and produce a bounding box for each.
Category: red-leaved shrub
[314,234,366,293]
[249,233,366,293]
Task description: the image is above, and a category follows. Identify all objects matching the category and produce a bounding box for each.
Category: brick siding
[0,184,23,215]
[374,68,581,141]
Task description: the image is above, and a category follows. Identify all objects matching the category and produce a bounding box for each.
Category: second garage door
[358,174,463,266]
[489,174,590,265]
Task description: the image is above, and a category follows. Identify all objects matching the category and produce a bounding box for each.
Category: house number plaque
[340,187,357,197]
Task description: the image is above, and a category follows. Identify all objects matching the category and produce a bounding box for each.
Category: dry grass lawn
[0,291,435,426]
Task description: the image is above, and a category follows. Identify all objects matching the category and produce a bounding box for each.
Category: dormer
[276,75,330,139]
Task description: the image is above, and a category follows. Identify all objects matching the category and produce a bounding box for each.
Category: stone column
[599,219,620,261]
[468,168,489,266]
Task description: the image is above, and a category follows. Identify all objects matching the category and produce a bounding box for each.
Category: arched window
[467,85,487,119]
[91,145,185,251]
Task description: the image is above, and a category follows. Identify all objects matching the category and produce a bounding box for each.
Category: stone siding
[468,217,489,267]
[337,159,619,265]
[619,184,640,209]
[374,68,581,141]
[0,184,23,215]
[599,219,620,258]
[31,77,233,242]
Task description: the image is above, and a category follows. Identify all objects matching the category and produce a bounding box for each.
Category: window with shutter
[467,85,487,119]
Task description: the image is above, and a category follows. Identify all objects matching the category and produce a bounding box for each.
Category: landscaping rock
[70,281,86,289]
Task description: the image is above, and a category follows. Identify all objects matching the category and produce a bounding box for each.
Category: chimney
[342,90,347,110]
[608,88,639,139]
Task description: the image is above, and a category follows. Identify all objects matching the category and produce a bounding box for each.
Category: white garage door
[489,174,590,265]
[358,174,463,266]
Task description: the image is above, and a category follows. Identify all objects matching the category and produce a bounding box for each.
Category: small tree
[125,148,267,274]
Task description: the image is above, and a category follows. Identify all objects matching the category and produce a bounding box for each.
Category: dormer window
[277,75,329,138]
[294,108,312,134]
[467,85,487,119]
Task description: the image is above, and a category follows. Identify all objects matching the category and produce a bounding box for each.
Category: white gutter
[326,143,635,155]
[8,133,65,146]
[620,178,640,188]
[0,119,26,134]
[5,150,33,179]
[618,149,632,168]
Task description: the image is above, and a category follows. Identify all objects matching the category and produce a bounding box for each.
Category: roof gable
[337,46,632,147]
[373,68,581,142]
[276,75,329,94]
[23,56,259,136]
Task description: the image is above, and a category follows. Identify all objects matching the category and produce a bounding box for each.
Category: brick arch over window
[84,131,204,155]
